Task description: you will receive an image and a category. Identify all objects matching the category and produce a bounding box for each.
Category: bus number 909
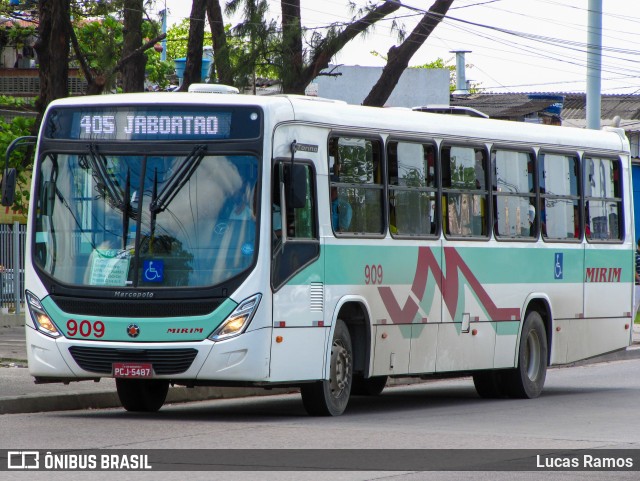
[364,264,383,285]
[67,319,105,338]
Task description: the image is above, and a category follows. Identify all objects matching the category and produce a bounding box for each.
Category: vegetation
[0,115,36,214]
[0,0,456,215]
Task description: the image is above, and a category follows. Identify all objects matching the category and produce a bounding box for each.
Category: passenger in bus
[331,185,352,232]
[573,206,591,239]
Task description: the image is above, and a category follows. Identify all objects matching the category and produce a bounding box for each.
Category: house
[0,16,86,101]
[450,92,640,161]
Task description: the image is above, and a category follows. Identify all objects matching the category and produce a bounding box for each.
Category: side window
[442,144,489,238]
[271,162,319,289]
[539,152,580,241]
[493,149,536,239]
[584,156,622,241]
[329,136,384,235]
[387,141,437,237]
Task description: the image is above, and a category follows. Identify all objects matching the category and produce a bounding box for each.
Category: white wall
[309,65,450,108]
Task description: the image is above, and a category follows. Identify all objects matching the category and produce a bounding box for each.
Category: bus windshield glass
[33,151,259,288]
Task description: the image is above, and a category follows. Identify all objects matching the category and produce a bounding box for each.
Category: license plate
[113,362,153,378]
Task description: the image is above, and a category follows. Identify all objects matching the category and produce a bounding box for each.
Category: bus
[9,92,634,416]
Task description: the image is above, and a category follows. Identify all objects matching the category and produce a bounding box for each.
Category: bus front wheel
[116,379,169,412]
[351,375,388,396]
[301,320,353,416]
[505,310,548,399]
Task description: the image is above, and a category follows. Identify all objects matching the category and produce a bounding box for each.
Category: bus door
[580,155,630,361]
[435,144,496,372]
[269,161,325,381]
[384,140,440,376]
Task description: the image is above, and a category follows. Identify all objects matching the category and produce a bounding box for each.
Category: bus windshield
[33,150,259,289]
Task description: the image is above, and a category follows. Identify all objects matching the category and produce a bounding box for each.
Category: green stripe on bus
[42,296,237,342]
[496,321,520,336]
[289,245,632,285]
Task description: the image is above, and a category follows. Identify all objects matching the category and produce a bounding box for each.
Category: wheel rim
[524,329,541,381]
[329,339,351,398]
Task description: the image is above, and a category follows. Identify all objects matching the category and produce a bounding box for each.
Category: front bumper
[26,325,272,383]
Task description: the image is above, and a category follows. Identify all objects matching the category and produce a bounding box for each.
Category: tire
[505,310,548,399]
[472,370,508,399]
[116,379,169,412]
[351,375,388,396]
[301,320,353,416]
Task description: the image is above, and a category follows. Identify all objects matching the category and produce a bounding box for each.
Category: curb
[0,384,297,415]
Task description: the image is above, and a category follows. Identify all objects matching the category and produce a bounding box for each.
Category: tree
[179,0,207,91]
[279,0,303,92]
[278,0,401,95]
[70,12,165,94]
[202,0,452,101]
[226,0,276,91]
[33,0,70,130]
[197,0,399,94]
[363,0,454,106]
[122,0,145,92]
[414,56,482,93]
[206,0,232,85]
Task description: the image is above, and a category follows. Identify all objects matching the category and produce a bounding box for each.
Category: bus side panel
[409,323,438,374]
[550,318,570,365]
[493,321,519,368]
[372,324,411,376]
[435,321,496,372]
[271,280,328,381]
[565,318,631,364]
[583,247,632,319]
[269,327,328,382]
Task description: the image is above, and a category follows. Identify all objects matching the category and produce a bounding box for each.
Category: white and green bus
[13,92,634,415]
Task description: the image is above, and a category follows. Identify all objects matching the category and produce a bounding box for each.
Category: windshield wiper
[87,144,124,210]
[149,144,207,214]
[122,168,131,250]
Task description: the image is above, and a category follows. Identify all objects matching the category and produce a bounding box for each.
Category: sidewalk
[2,311,640,415]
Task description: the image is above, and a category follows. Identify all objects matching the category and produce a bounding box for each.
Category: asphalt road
[2,357,640,480]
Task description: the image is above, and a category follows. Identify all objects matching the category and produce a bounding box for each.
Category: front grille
[51,296,222,318]
[69,346,198,375]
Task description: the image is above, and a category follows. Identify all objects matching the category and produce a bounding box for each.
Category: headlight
[209,294,261,341]
[26,291,61,338]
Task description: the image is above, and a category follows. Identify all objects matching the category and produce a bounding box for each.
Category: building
[450,92,640,161]
[309,64,450,108]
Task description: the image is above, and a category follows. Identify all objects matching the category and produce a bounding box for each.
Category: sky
[153,0,640,95]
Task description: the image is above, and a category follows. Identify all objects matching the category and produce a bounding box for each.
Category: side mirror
[2,135,37,207]
[285,163,308,209]
[1,167,16,206]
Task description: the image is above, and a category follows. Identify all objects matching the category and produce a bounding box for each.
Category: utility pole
[451,50,471,96]
[160,0,167,61]
[586,0,602,130]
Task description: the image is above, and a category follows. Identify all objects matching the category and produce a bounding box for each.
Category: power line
[156,0,640,93]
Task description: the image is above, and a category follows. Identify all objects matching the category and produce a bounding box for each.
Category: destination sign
[79,113,229,138]
[44,106,262,141]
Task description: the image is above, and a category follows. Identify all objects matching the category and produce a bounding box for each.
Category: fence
[0,222,26,314]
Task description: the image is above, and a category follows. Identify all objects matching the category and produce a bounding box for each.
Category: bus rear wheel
[472,371,508,398]
[505,310,548,399]
[116,379,169,412]
[301,320,352,416]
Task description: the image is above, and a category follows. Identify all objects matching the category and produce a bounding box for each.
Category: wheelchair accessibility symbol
[143,260,164,283]
[554,253,563,280]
